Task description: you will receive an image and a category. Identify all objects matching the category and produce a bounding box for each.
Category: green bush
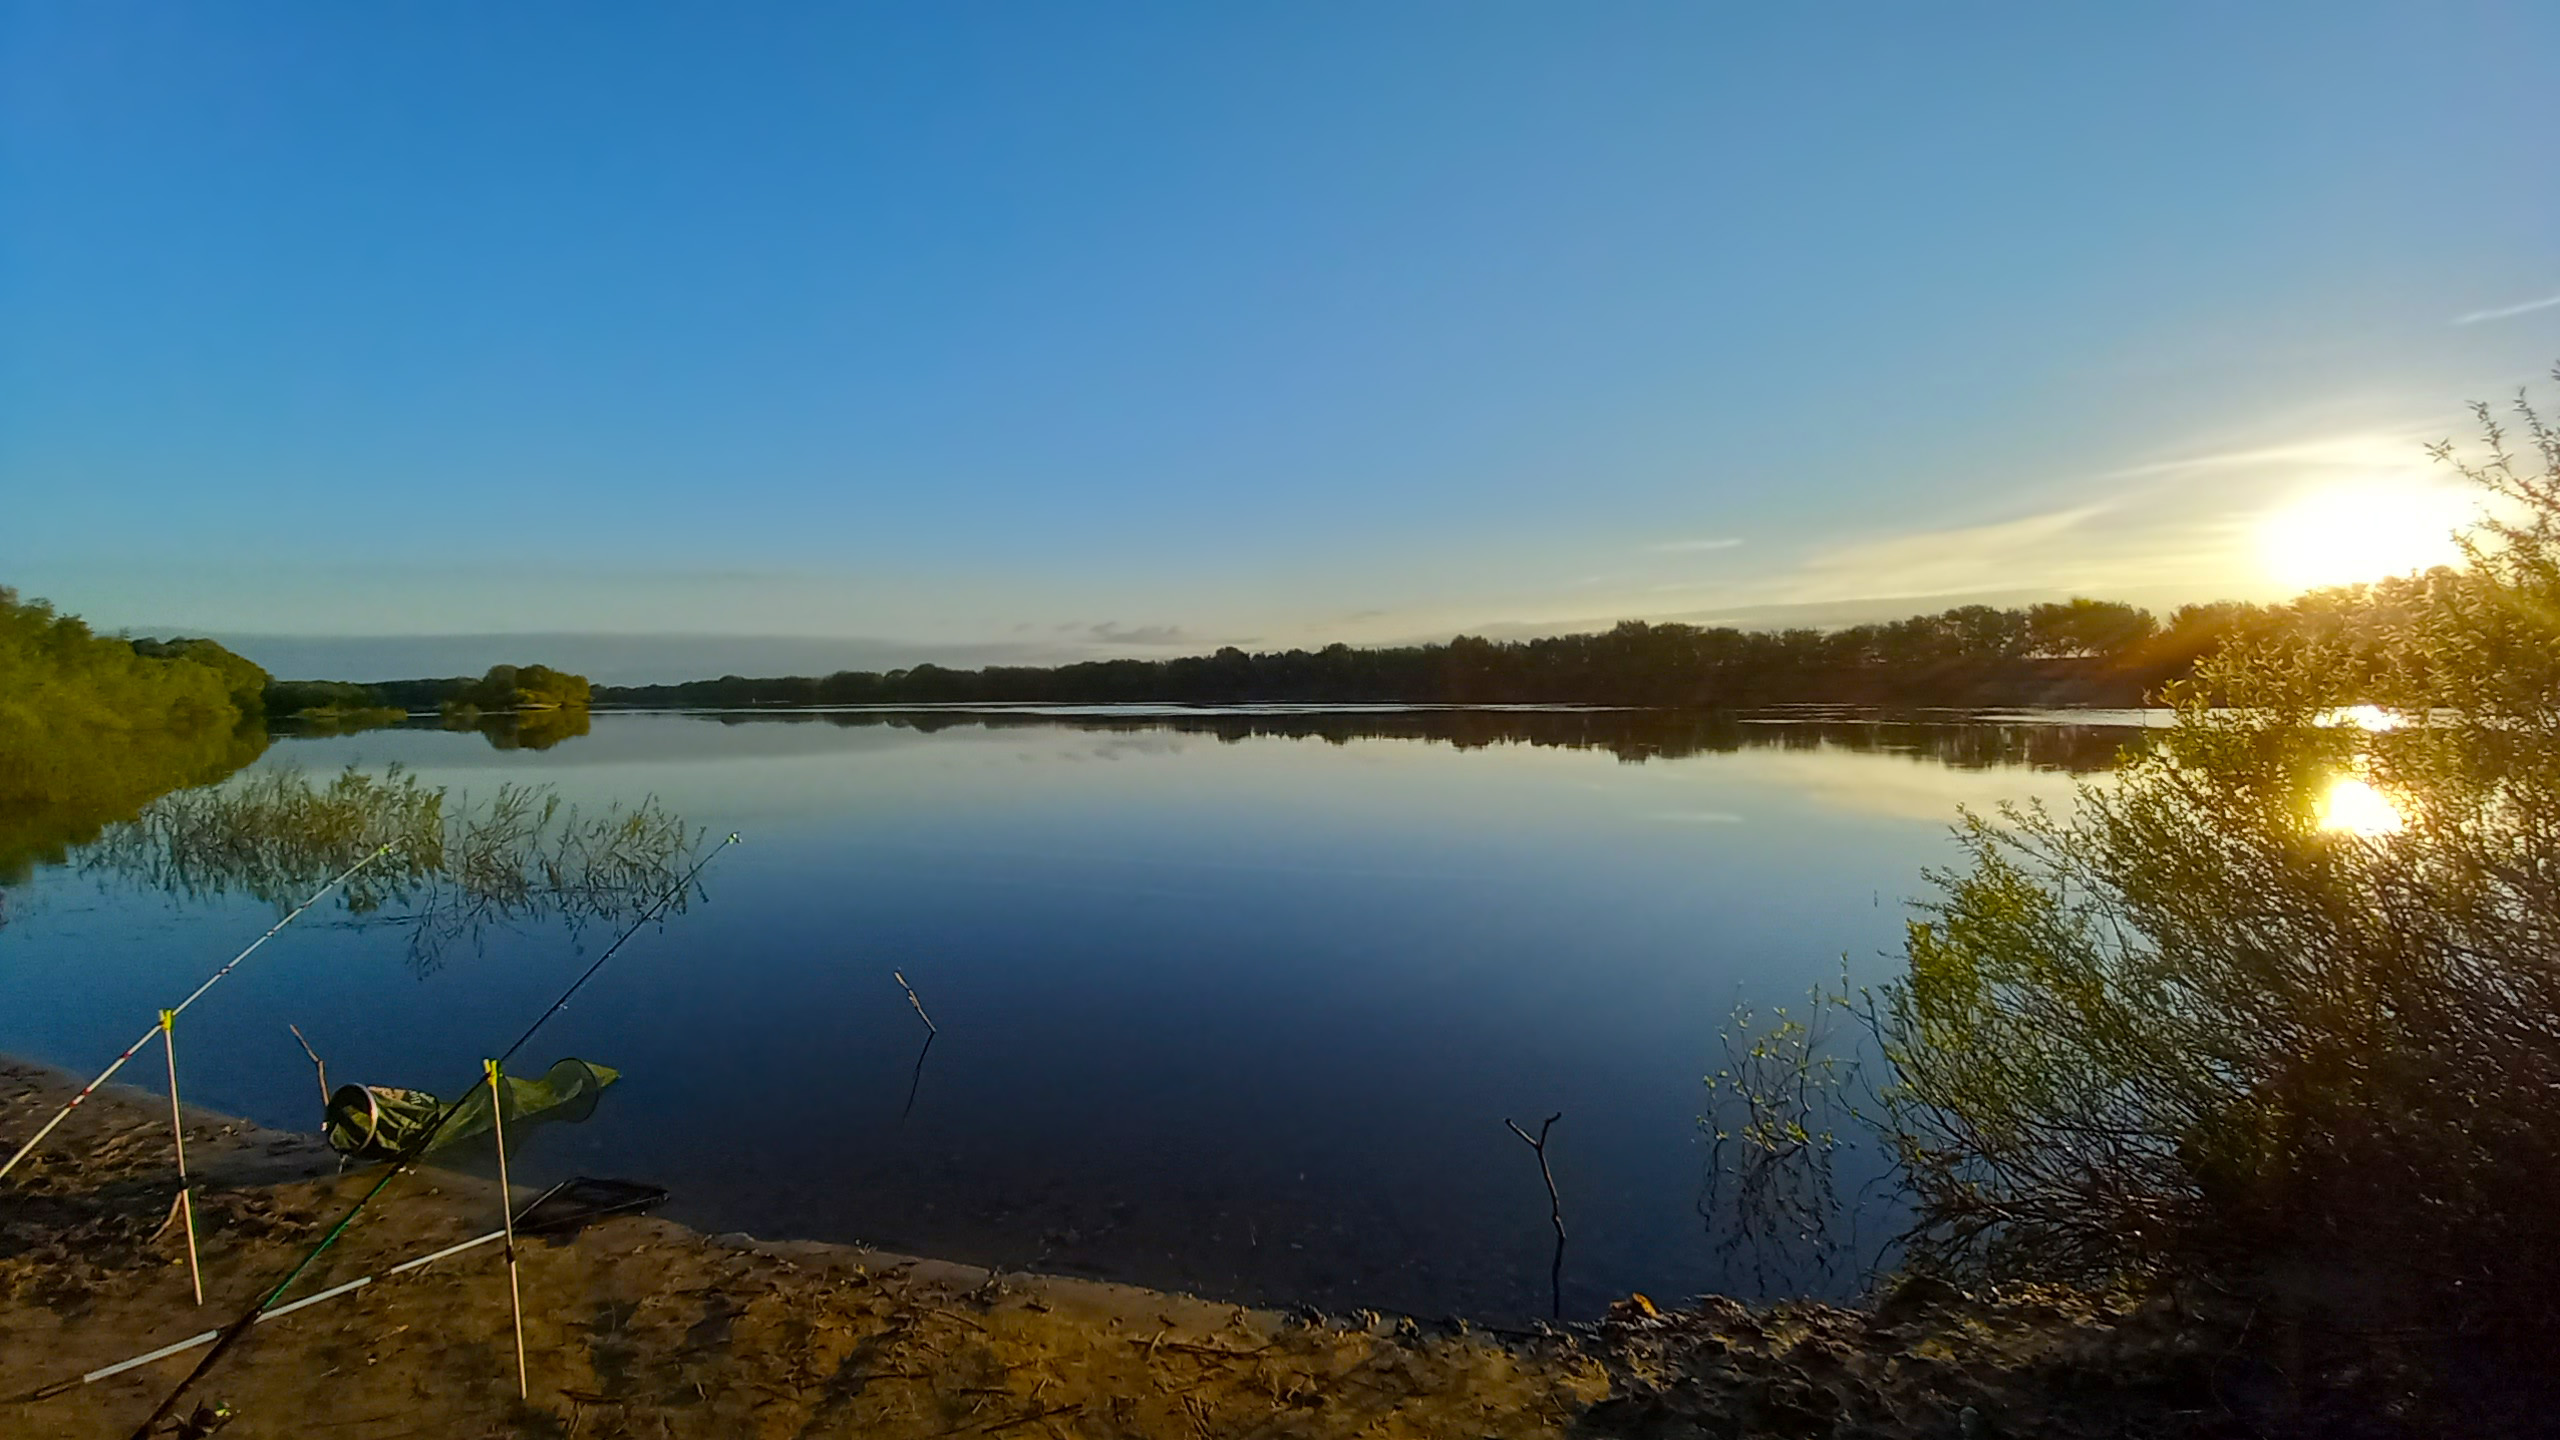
[1876,372,2560,1346]
[130,635,270,714]
[448,662,591,713]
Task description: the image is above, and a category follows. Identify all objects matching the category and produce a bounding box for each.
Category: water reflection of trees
[1696,996,1868,1301]
[0,724,271,886]
[76,766,700,974]
[458,705,591,751]
[3,703,604,894]
[704,707,2145,773]
[276,710,599,750]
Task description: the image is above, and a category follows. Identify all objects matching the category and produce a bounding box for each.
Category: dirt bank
[0,1059,2475,1438]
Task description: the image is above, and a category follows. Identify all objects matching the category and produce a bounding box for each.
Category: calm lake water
[0,707,2141,1321]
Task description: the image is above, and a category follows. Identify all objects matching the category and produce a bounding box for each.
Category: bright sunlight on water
[2317,773,2408,837]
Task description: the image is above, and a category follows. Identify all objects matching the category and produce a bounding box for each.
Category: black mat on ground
[515,1176,668,1238]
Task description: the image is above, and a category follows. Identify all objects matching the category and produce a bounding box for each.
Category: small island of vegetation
[252,665,597,747]
[433,662,594,720]
[433,664,594,750]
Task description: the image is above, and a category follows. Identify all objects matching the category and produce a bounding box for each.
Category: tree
[130,636,272,713]
[449,662,593,713]
[2023,598,2156,659]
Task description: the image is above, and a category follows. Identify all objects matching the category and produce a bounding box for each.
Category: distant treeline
[263,678,401,715]
[595,592,2409,711]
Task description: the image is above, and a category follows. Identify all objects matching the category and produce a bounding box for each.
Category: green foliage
[129,636,271,714]
[2024,599,2157,659]
[1875,371,2560,1344]
[0,590,270,879]
[0,591,249,738]
[448,663,592,714]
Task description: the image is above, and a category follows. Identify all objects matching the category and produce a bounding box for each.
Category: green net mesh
[324,1058,620,1161]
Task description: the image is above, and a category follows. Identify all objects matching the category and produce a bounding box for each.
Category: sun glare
[2316,774,2406,837]
[2256,480,2467,592]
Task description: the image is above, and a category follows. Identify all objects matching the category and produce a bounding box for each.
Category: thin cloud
[1779,420,2474,609]
[2454,292,2560,325]
[1647,537,1744,553]
[1790,503,2133,601]
[2104,430,2437,481]
[1085,621,1191,646]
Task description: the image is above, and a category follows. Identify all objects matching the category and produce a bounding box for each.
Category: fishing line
[122,832,740,1439]
[1,845,395,1183]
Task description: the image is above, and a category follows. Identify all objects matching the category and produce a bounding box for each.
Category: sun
[2255,480,2468,592]
[2316,774,2406,837]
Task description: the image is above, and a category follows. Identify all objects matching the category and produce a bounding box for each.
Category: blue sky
[6,4,2558,679]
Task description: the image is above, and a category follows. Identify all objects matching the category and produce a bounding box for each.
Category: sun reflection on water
[2316,774,2407,837]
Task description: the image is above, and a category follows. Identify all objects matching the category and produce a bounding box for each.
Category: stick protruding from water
[1505,1111,1567,1319]
[288,1024,329,1115]
[894,970,938,1035]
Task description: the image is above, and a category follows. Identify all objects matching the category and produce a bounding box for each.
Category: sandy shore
[4,1057,1622,1438]
[0,1057,2450,1439]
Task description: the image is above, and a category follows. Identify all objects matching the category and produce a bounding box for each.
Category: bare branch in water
[894,970,938,1035]
[287,1024,329,1114]
[1504,1111,1566,1318]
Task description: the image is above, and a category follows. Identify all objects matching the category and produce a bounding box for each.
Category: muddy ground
[0,1059,2503,1438]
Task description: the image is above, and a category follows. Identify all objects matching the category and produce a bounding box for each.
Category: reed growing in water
[79,765,701,973]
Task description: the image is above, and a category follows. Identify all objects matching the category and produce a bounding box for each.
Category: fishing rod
[18,1183,575,1404]
[1,845,396,1183]
[124,832,741,1440]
